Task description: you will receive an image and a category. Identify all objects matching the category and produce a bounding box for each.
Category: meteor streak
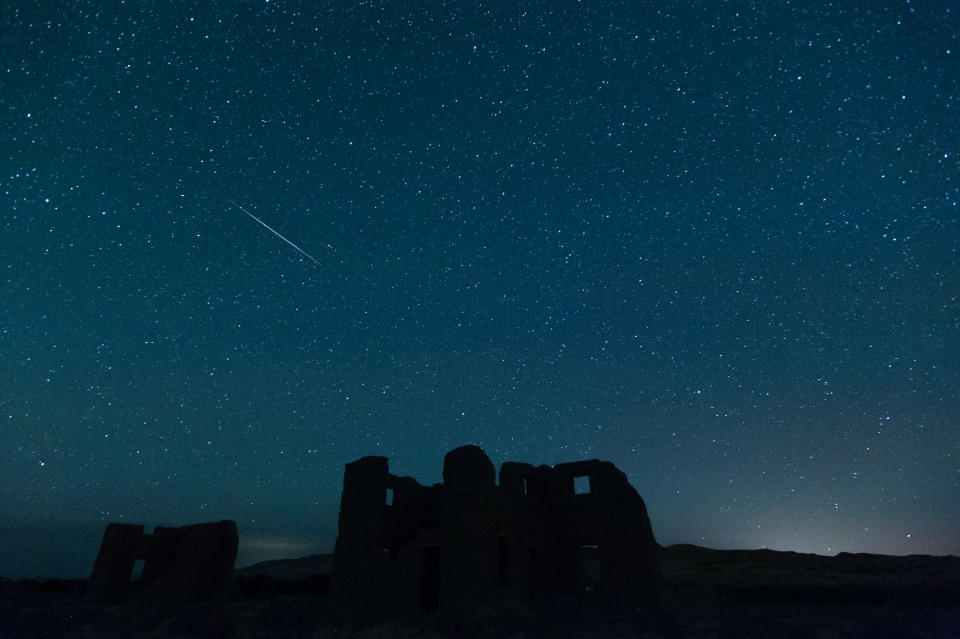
[230,200,320,265]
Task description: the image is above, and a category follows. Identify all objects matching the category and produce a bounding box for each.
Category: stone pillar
[331,456,390,618]
[89,523,145,601]
[141,520,238,601]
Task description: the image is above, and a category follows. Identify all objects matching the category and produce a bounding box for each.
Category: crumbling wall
[497,457,661,605]
[89,520,238,603]
[331,456,441,621]
[538,460,662,602]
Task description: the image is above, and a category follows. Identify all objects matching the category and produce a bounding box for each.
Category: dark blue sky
[2,1,958,578]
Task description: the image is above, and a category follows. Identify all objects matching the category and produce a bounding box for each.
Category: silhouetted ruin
[89,520,238,603]
[331,445,661,620]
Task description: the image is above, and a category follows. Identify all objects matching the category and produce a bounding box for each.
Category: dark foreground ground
[2,545,958,638]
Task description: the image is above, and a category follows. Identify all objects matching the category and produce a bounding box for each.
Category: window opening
[130,559,145,582]
[578,544,601,592]
[528,549,539,600]
[574,475,591,495]
[419,546,441,613]
[497,536,510,587]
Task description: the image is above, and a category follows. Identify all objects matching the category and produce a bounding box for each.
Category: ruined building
[89,519,238,602]
[331,446,661,620]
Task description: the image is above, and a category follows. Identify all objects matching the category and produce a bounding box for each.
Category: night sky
[3,1,958,579]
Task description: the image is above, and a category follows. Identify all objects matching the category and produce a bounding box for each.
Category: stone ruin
[89,519,238,603]
[331,445,662,620]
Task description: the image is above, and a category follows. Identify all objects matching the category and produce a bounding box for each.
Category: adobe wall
[89,520,238,603]
[331,446,661,620]
[330,456,441,621]
[498,457,661,602]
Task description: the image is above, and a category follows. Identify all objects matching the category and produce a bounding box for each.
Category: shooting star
[230,200,320,265]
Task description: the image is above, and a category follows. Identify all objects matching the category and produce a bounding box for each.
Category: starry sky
[2,1,958,579]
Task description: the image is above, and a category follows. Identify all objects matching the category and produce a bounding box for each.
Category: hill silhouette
[234,553,333,580]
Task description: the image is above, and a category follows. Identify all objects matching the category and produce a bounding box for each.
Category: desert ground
[2,545,958,638]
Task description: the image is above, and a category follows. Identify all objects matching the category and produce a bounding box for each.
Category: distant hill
[233,554,333,580]
[660,543,960,605]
